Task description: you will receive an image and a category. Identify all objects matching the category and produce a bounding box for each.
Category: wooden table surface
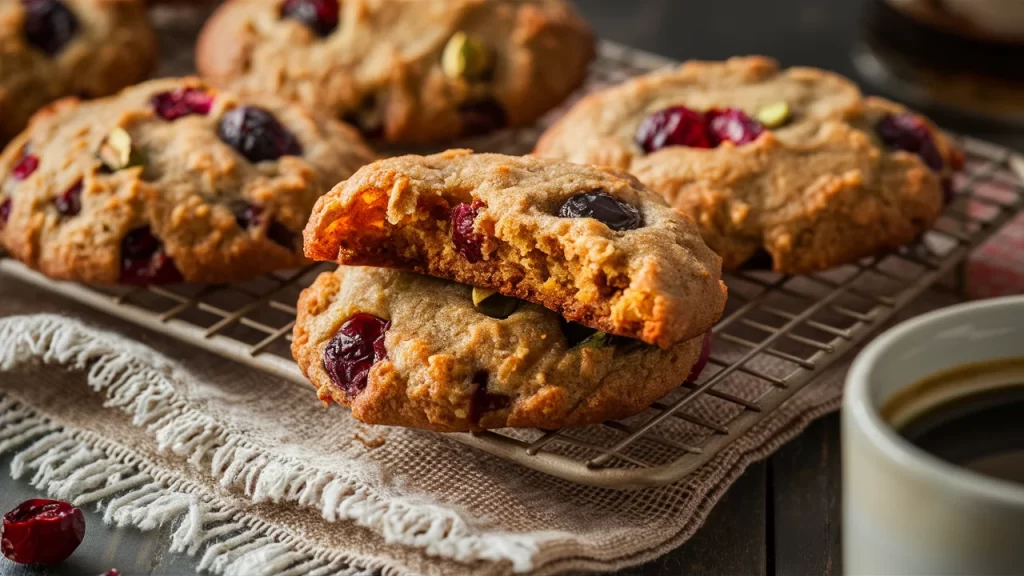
[0,0,1019,574]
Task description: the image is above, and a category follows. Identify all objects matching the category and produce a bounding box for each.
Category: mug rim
[846,295,1024,505]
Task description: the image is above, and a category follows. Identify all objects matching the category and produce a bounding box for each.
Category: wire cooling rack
[2,43,1023,489]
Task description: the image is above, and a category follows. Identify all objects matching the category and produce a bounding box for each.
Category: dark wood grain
[619,462,768,576]
[769,415,843,576]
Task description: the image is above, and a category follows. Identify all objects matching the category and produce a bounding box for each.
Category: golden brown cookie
[195,0,595,144]
[303,150,727,349]
[0,0,156,144]
[0,77,375,285]
[535,56,963,274]
[293,266,712,432]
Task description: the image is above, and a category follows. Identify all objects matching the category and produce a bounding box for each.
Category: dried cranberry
[1,498,85,564]
[323,313,390,397]
[53,180,82,217]
[218,106,302,163]
[558,191,642,231]
[119,226,183,285]
[21,0,78,56]
[280,0,339,36]
[458,99,507,137]
[233,203,296,250]
[739,248,774,271]
[12,153,39,181]
[0,198,10,228]
[469,371,510,423]
[150,88,214,121]
[100,570,120,576]
[706,108,764,146]
[686,331,713,382]
[450,200,485,263]
[635,106,712,152]
[876,113,944,171]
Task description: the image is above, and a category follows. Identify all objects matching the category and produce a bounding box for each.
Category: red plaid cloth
[965,170,1024,300]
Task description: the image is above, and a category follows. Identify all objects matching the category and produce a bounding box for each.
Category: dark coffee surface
[899,387,1024,485]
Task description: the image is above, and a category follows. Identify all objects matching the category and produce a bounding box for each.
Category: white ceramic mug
[843,296,1024,575]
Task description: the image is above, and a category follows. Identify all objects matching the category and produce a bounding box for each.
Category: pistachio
[97,127,144,172]
[473,288,519,319]
[578,332,613,349]
[442,32,493,81]
[754,101,791,128]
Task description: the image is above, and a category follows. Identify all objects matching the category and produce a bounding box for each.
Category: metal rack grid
[2,43,1023,490]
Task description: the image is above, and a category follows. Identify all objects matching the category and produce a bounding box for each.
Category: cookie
[534,56,963,274]
[293,265,712,432]
[303,150,727,349]
[195,0,595,144]
[0,0,156,144]
[0,77,376,285]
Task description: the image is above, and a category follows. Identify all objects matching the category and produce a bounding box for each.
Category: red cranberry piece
[706,108,764,146]
[558,191,642,231]
[12,153,39,181]
[450,200,485,263]
[686,331,713,382]
[53,180,82,217]
[323,313,390,397]
[0,198,11,229]
[469,371,510,423]
[635,106,712,153]
[280,0,339,36]
[876,113,943,171]
[119,226,183,285]
[219,106,302,163]
[458,99,507,137]
[21,0,79,56]
[100,570,120,576]
[150,88,214,121]
[233,203,296,250]
[1,498,85,564]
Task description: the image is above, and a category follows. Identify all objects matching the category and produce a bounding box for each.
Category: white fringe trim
[0,314,550,573]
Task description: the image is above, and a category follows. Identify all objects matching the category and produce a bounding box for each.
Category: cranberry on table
[280,0,339,36]
[1,498,85,564]
[686,331,713,383]
[11,153,39,181]
[150,88,214,121]
[876,112,944,171]
[218,106,302,163]
[323,313,390,397]
[21,0,78,56]
[635,106,712,152]
[458,99,507,137]
[119,226,183,285]
[450,200,486,263]
[558,191,642,231]
[53,180,82,217]
[706,108,764,146]
[233,203,296,250]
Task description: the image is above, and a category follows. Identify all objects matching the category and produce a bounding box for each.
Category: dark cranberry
[706,108,764,146]
[21,0,79,56]
[12,153,39,181]
[2,498,85,564]
[323,313,390,397]
[635,106,712,153]
[458,99,507,137]
[119,226,183,285]
[233,203,296,250]
[53,180,82,217]
[0,198,11,228]
[150,88,214,121]
[218,106,302,163]
[450,200,485,263]
[558,191,642,231]
[280,0,339,36]
[876,113,943,171]
[469,371,510,423]
[686,331,713,382]
[739,248,774,271]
